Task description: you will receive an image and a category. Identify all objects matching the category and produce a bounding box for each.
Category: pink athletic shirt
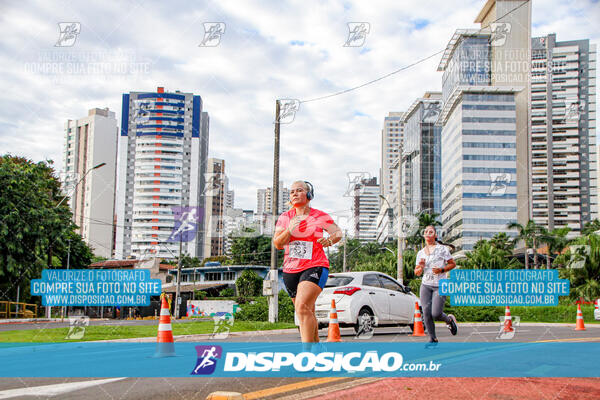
[275,208,334,273]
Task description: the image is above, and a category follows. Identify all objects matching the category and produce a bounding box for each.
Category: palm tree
[462,241,521,269]
[489,232,514,253]
[507,220,543,269]
[559,234,600,301]
[582,219,600,236]
[538,227,571,269]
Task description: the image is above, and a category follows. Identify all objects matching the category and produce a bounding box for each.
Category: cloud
[1,0,598,233]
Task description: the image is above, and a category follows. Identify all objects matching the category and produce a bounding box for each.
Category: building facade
[401,92,443,222]
[204,158,226,258]
[62,108,118,258]
[353,177,380,242]
[531,34,598,234]
[381,112,405,202]
[114,87,209,260]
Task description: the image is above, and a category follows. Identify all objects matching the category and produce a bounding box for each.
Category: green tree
[235,269,263,297]
[229,230,282,266]
[582,219,600,236]
[462,241,522,269]
[0,155,93,303]
[489,232,514,253]
[538,227,571,270]
[558,234,600,300]
[507,220,543,269]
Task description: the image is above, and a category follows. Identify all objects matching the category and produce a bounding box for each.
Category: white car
[312,271,421,334]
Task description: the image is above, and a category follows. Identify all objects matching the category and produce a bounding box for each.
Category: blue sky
[1,0,598,231]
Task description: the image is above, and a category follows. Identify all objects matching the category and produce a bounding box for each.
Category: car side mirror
[403,286,412,294]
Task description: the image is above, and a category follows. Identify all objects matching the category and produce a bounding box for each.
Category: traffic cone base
[575,303,586,331]
[155,295,176,357]
[412,301,426,337]
[503,306,514,333]
[326,299,342,342]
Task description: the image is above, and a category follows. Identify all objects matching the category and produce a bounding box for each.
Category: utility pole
[175,236,183,319]
[397,146,404,284]
[342,229,347,272]
[61,239,71,321]
[269,100,281,323]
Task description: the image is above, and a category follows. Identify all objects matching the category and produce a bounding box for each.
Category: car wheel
[354,308,375,334]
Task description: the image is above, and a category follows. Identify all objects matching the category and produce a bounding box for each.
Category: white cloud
[1,0,598,232]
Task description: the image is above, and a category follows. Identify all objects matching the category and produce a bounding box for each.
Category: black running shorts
[282,267,329,298]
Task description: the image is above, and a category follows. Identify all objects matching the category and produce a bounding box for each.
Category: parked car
[310,271,421,334]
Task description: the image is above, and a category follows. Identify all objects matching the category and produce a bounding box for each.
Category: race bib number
[288,241,313,260]
[424,272,435,282]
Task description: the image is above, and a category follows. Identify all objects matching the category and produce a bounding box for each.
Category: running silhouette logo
[204,172,223,196]
[489,22,511,47]
[488,173,511,196]
[344,22,370,47]
[55,22,81,47]
[199,22,226,47]
[276,99,300,124]
[422,102,441,123]
[191,345,223,375]
[65,316,89,340]
[344,172,371,197]
[169,206,203,242]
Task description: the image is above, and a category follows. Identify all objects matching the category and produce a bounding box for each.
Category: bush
[236,290,295,323]
[236,270,263,297]
[194,290,207,300]
[219,288,235,297]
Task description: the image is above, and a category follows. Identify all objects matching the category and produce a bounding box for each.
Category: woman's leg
[430,288,450,323]
[295,280,322,343]
[420,284,436,340]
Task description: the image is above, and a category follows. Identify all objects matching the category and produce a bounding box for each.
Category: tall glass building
[438,32,522,250]
[401,92,443,221]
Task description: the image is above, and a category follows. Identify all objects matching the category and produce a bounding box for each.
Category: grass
[0,320,296,343]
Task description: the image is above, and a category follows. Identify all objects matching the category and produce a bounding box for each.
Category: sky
[1,0,599,231]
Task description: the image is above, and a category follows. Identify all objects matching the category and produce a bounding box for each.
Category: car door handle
[390,293,395,296]
[369,292,375,295]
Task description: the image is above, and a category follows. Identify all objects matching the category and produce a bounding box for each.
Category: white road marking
[0,378,126,399]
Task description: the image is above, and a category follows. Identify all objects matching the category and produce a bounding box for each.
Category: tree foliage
[235,269,263,297]
[0,155,93,302]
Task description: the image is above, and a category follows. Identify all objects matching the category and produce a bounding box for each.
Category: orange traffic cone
[154,295,176,357]
[326,299,342,342]
[412,301,426,337]
[575,303,586,331]
[503,306,514,333]
[595,299,599,313]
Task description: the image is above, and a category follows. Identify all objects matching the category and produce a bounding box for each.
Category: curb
[95,328,300,343]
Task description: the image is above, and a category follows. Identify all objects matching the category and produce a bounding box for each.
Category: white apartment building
[531,34,598,234]
[62,108,118,258]
[114,87,209,260]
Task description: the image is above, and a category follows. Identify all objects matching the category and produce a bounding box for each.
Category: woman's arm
[317,221,342,247]
[273,217,301,250]
[433,258,456,274]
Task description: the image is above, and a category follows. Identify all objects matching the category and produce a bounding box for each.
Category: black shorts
[282,267,329,299]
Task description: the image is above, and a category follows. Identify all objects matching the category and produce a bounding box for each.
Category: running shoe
[425,338,438,349]
[447,314,458,336]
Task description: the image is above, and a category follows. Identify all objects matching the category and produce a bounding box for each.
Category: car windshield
[324,275,354,287]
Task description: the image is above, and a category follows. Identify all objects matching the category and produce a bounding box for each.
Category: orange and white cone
[595,299,599,312]
[154,295,176,357]
[575,303,586,331]
[326,299,342,342]
[503,306,514,333]
[412,301,426,337]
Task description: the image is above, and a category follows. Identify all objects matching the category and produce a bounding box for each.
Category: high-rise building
[256,182,290,215]
[381,112,405,201]
[353,177,379,242]
[531,34,598,234]
[401,92,443,220]
[62,108,118,258]
[114,87,209,260]
[204,158,226,257]
[437,0,531,250]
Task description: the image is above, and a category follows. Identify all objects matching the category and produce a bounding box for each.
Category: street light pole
[396,149,404,285]
[47,162,106,319]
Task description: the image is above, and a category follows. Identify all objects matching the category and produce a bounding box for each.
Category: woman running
[273,180,342,348]
[415,225,458,345]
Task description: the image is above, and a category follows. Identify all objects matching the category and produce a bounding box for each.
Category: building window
[223,271,235,281]
[205,272,221,281]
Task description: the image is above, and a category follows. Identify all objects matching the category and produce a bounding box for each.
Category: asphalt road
[1,323,599,399]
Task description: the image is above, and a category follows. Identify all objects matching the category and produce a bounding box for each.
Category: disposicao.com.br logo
[201,350,441,374]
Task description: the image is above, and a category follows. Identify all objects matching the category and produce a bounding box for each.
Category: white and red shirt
[275,208,334,273]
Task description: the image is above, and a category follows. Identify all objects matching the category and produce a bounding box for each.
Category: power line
[299,0,530,104]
